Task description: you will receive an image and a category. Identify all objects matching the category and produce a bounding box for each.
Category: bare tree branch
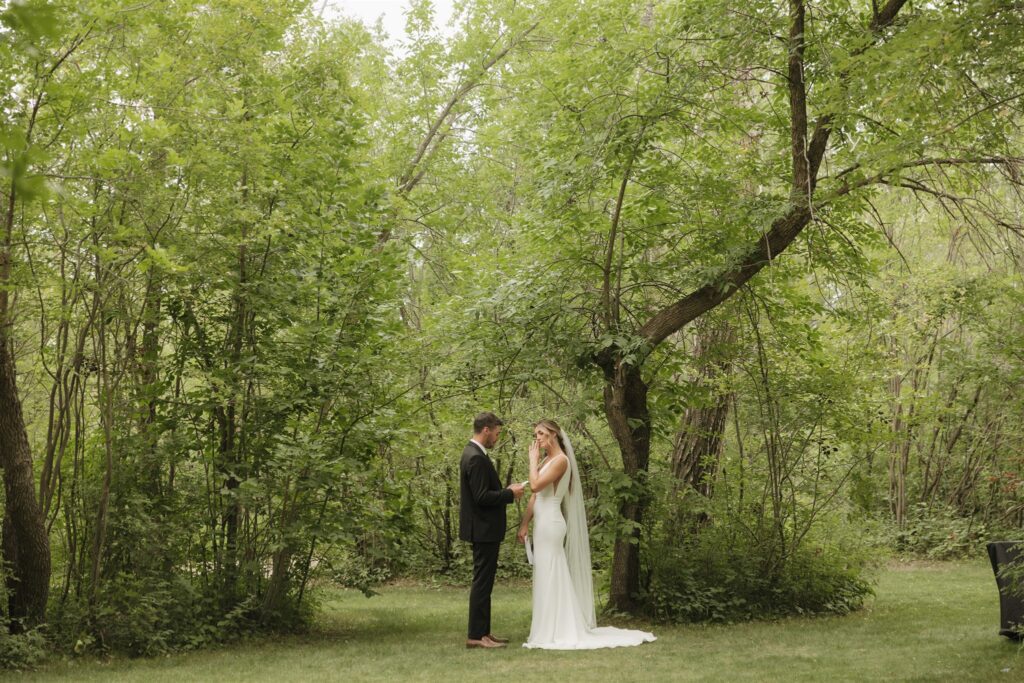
[397,21,540,197]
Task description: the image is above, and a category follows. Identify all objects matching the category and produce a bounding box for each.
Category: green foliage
[1,0,1023,660]
[643,536,875,623]
[893,504,992,560]
[48,570,317,658]
[643,488,876,623]
[0,626,48,671]
[1,0,411,650]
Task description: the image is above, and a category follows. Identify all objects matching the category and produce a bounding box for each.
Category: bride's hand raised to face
[529,440,540,463]
[528,445,568,492]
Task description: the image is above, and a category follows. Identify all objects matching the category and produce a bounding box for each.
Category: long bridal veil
[559,430,596,629]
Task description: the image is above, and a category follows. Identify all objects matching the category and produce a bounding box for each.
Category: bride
[517,419,656,650]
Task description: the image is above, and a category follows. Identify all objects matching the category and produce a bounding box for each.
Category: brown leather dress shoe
[466,638,507,649]
[484,634,510,644]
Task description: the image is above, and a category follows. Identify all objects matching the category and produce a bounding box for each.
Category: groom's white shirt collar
[470,438,487,455]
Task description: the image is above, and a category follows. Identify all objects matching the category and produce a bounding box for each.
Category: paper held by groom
[459,411,523,649]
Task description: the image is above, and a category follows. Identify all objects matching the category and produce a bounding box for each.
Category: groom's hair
[473,412,504,433]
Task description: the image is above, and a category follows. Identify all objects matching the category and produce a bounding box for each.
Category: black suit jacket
[459,441,514,543]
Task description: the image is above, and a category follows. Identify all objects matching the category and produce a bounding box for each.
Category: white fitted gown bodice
[524,457,656,650]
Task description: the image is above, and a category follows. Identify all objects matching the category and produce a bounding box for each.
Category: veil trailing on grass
[559,429,596,629]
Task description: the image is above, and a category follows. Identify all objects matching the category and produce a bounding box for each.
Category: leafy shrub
[49,572,310,657]
[326,552,392,596]
[893,503,989,559]
[640,480,877,623]
[0,627,48,671]
[642,525,875,622]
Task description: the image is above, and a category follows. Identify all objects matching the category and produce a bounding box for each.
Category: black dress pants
[468,541,500,639]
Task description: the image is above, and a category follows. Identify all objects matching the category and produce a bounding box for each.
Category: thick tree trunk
[1,172,51,630]
[602,364,650,613]
[0,24,101,630]
[672,399,730,496]
[261,545,291,620]
[670,322,736,497]
[0,334,51,630]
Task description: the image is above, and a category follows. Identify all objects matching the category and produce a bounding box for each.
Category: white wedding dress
[524,443,656,650]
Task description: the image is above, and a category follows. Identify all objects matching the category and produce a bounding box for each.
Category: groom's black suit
[459,440,514,640]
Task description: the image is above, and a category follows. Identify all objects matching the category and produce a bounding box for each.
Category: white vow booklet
[525,535,534,565]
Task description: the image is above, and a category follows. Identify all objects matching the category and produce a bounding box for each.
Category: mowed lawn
[19,560,1024,682]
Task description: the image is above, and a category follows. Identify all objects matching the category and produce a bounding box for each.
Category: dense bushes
[641,492,877,622]
[643,536,875,623]
[46,572,312,658]
[892,504,997,560]
[0,627,48,671]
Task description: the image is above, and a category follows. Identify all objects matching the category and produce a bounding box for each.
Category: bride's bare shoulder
[539,453,570,472]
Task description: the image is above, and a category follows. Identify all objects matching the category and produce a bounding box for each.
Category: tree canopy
[2,0,1024,660]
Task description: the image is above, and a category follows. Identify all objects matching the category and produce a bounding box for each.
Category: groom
[460,412,524,649]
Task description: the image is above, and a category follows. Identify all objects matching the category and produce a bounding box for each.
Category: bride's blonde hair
[534,418,566,451]
[535,418,571,491]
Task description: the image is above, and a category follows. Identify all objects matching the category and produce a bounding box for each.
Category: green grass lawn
[17,560,1024,682]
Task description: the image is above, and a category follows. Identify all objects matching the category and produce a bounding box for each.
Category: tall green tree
[0,0,69,631]
[431,0,1024,610]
